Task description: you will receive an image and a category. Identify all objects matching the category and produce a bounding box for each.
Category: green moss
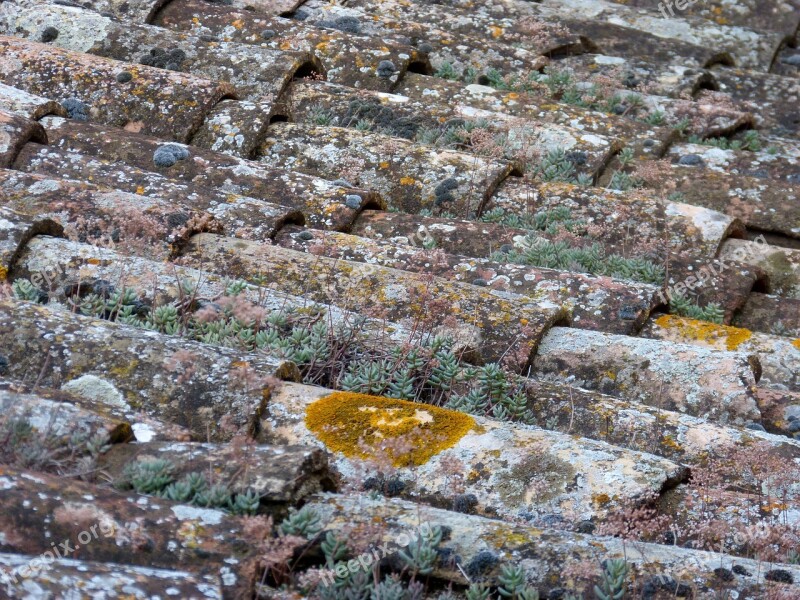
[305,391,475,467]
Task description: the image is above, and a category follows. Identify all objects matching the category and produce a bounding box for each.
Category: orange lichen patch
[400,176,416,185]
[654,315,752,351]
[489,26,503,39]
[793,339,800,351]
[305,392,475,467]
[0,265,6,281]
[593,493,611,506]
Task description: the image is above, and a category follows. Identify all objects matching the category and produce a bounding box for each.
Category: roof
[0,0,799,596]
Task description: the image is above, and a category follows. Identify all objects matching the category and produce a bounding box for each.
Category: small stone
[465,550,498,578]
[40,26,59,43]
[115,71,133,83]
[169,48,186,62]
[678,154,704,166]
[618,305,639,320]
[788,420,800,433]
[377,60,396,78]
[732,565,751,576]
[566,151,588,165]
[260,29,276,39]
[499,244,514,254]
[166,62,181,71]
[612,104,626,115]
[153,144,190,168]
[344,194,362,209]
[575,520,595,534]
[434,178,458,196]
[297,231,314,241]
[787,173,800,184]
[452,493,478,513]
[293,8,308,20]
[622,73,639,88]
[745,422,766,432]
[60,98,89,121]
[417,42,434,54]
[332,15,361,34]
[765,569,793,584]
[540,514,564,527]
[332,179,355,188]
[641,576,691,599]
[781,54,800,66]
[166,212,189,229]
[472,278,488,287]
[199,34,218,42]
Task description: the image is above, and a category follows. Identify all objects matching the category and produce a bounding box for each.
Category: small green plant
[672,117,691,137]
[435,61,460,81]
[122,458,175,495]
[669,292,725,324]
[480,206,584,235]
[398,525,442,575]
[280,506,322,538]
[230,489,261,515]
[594,559,629,600]
[617,147,635,167]
[535,148,578,183]
[643,110,665,126]
[321,530,349,567]
[466,584,492,600]
[492,239,665,285]
[607,171,643,191]
[667,192,686,203]
[688,130,761,152]
[308,104,335,126]
[11,279,43,303]
[498,564,539,599]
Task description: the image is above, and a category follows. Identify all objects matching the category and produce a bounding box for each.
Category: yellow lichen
[793,339,800,351]
[0,265,6,281]
[305,391,475,466]
[593,493,611,506]
[654,315,752,351]
[661,434,684,453]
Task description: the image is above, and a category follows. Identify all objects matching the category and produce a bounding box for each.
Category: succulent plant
[279,506,322,538]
